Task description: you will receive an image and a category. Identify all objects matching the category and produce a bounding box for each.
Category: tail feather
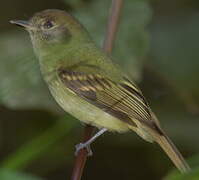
[130,111,190,173]
[155,133,190,173]
[150,111,190,173]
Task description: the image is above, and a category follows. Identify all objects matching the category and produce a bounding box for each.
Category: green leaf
[165,155,199,180]
[165,168,199,180]
[74,0,152,81]
[0,168,43,180]
[1,116,77,170]
[150,13,199,110]
[0,31,59,111]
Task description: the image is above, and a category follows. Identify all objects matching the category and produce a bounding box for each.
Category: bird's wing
[57,68,191,172]
[57,68,162,134]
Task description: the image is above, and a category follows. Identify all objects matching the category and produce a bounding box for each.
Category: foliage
[73,0,152,80]
[1,117,77,170]
[149,12,199,111]
[0,0,198,179]
[166,155,199,180]
[0,32,58,111]
[0,168,43,180]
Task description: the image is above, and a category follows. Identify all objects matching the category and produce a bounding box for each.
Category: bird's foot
[75,143,93,156]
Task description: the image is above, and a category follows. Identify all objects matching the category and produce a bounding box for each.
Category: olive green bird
[11,9,190,173]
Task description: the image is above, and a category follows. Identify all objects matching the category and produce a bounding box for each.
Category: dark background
[0,0,199,179]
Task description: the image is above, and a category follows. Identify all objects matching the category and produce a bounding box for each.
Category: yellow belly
[48,80,129,132]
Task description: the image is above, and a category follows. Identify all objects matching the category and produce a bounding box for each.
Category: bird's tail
[155,132,190,173]
[149,111,190,173]
[129,111,190,173]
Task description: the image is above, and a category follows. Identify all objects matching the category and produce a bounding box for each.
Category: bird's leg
[75,128,107,156]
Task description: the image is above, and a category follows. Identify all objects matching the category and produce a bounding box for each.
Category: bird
[10,9,190,173]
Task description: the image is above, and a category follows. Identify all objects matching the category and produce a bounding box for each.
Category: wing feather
[57,68,190,173]
[58,68,161,132]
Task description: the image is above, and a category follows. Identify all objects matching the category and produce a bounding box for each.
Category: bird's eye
[43,20,54,29]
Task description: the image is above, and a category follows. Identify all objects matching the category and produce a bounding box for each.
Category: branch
[70,125,94,180]
[103,0,124,53]
[70,0,124,180]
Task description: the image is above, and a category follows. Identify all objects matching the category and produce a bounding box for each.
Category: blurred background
[0,0,199,179]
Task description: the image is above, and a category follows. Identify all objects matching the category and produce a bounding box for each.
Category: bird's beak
[10,20,33,30]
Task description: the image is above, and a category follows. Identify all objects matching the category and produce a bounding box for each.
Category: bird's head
[11,9,90,54]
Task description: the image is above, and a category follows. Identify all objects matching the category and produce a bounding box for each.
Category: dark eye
[43,20,54,29]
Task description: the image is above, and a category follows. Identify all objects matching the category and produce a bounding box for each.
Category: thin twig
[70,0,124,180]
[71,125,94,180]
[103,0,124,53]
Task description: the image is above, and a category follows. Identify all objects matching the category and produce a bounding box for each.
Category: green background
[0,0,199,179]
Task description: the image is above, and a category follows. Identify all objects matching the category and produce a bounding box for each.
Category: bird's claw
[75,143,93,156]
